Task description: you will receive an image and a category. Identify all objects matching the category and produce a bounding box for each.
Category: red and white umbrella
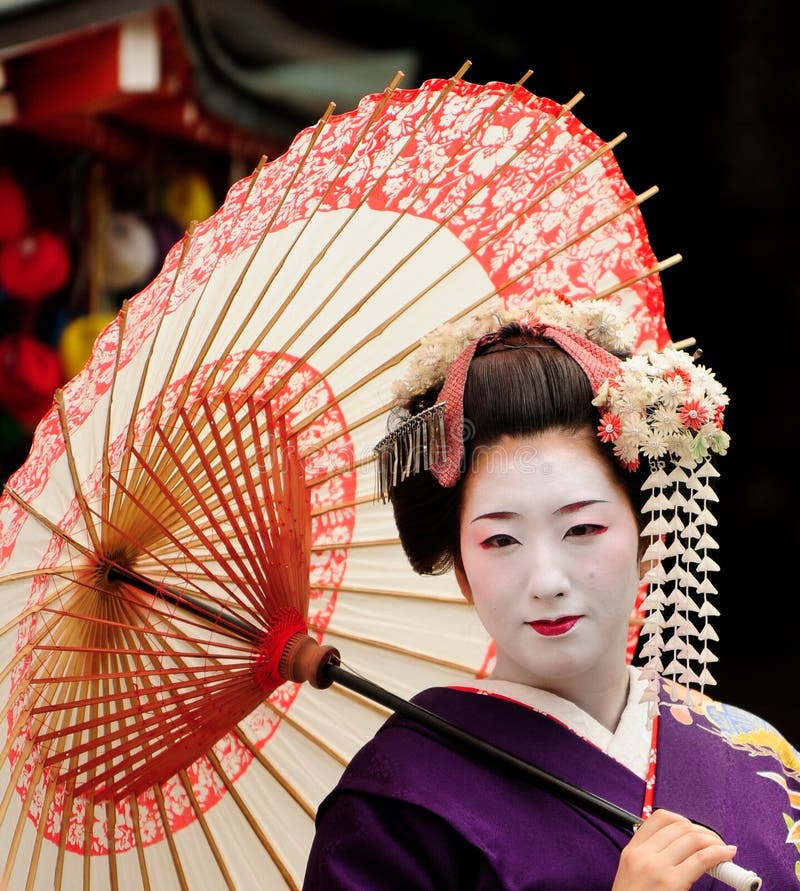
[0,65,672,889]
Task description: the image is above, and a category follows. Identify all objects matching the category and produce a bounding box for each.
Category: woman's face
[456,430,641,702]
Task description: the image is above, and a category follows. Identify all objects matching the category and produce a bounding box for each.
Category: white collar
[462,665,651,779]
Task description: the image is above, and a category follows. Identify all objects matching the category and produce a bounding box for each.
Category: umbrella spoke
[176,768,238,890]
[206,748,301,891]
[112,454,257,613]
[194,75,412,416]
[0,753,44,889]
[313,622,478,675]
[152,783,191,891]
[112,226,197,515]
[289,180,663,443]
[217,64,518,416]
[54,391,102,555]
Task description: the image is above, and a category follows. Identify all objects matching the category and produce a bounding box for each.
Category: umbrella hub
[253,606,340,692]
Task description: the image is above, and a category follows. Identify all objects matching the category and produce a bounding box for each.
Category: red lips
[529,616,581,636]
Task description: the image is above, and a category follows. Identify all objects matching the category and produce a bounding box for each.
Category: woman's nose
[527,549,568,599]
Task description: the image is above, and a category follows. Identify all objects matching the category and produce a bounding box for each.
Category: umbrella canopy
[0,65,673,889]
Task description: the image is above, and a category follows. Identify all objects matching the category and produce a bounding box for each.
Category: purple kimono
[303,686,800,890]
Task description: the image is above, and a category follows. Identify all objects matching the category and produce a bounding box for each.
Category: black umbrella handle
[323,662,638,830]
[321,662,762,891]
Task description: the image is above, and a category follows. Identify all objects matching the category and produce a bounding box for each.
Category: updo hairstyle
[389,323,649,574]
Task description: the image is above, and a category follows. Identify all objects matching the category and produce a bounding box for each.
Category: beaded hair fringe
[637,458,721,717]
[374,403,446,502]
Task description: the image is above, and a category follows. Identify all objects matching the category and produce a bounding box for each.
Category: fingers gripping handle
[707,860,762,890]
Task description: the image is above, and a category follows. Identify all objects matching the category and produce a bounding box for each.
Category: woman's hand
[611,808,737,891]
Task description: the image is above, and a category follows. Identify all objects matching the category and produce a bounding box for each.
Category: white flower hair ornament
[591,345,730,715]
[375,294,731,716]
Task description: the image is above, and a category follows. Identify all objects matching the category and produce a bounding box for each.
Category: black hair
[389,324,649,574]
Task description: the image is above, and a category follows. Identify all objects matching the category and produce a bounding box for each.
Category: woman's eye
[566,523,606,538]
[481,533,519,548]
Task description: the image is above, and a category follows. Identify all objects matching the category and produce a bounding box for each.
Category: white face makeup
[456,431,641,710]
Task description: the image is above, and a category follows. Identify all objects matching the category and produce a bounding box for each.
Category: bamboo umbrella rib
[230,725,317,820]
[287,150,648,441]
[118,153,271,509]
[53,778,76,890]
[274,104,594,426]
[224,397,305,611]
[201,67,466,417]
[0,562,86,588]
[315,583,466,604]
[143,74,441,479]
[82,793,93,888]
[0,742,44,888]
[114,454,258,615]
[27,659,253,724]
[311,624,478,675]
[54,393,102,555]
[104,799,118,891]
[217,396,284,601]
[126,153,272,503]
[177,768,238,891]
[0,702,36,791]
[36,593,256,657]
[310,490,376,517]
[133,387,253,504]
[310,537,400,552]
[594,252,682,301]
[3,486,97,562]
[129,794,152,891]
[106,626,142,790]
[168,105,341,417]
[260,700,349,769]
[162,66,525,483]
[112,222,197,515]
[85,492,259,624]
[299,401,388,464]
[101,300,129,528]
[171,403,278,607]
[25,774,59,891]
[145,100,343,445]
[32,646,256,710]
[27,649,240,724]
[205,748,300,891]
[304,451,374,489]
[0,580,78,644]
[131,82,600,492]
[232,71,555,414]
[50,670,257,796]
[242,90,588,424]
[152,783,191,891]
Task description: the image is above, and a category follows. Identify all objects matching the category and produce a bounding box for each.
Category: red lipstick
[529,616,581,636]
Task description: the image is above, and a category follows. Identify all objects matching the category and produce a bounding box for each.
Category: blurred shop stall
[0,0,418,483]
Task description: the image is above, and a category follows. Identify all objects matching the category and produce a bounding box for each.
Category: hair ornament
[390,294,637,404]
[593,347,730,471]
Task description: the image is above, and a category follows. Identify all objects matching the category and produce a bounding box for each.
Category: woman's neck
[487,666,632,734]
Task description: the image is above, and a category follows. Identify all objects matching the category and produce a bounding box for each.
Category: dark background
[2,0,797,740]
[276,0,800,741]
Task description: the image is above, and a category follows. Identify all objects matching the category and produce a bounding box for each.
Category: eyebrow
[469,500,607,524]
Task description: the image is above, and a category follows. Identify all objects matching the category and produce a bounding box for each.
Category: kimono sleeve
[302,788,494,891]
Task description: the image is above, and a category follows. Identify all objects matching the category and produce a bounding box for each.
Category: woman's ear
[453,558,473,603]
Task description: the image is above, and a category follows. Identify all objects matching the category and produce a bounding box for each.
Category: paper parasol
[0,64,680,889]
